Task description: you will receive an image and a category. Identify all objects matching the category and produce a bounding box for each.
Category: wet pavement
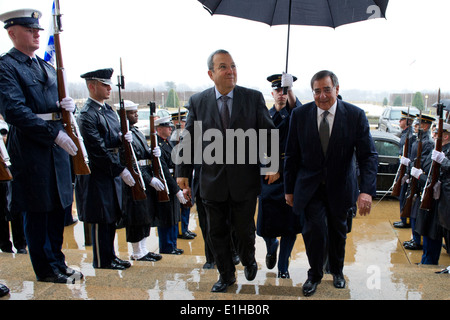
[0,197,449,301]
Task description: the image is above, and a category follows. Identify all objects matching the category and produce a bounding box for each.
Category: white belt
[36,112,62,121]
[138,159,151,166]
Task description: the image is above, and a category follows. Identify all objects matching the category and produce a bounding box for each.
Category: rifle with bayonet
[117,58,146,201]
[401,112,423,218]
[53,0,90,175]
[391,106,412,197]
[149,95,170,202]
[420,90,444,210]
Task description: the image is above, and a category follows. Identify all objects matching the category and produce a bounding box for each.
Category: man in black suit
[284,70,378,296]
[176,49,275,292]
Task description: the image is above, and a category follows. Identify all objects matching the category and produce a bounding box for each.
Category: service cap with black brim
[0,9,44,30]
[267,74,297,89]
[80,68,114,85]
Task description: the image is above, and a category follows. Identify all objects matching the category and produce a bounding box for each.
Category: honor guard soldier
[75,68,133,270]
[0,8,82,283]
[171,109,197,240]
[154,116,187,254]
[118,100,163,261]
[393,111,416,229]
[401,114,435,250]
[412,121,450,264]
[257,73,302,278]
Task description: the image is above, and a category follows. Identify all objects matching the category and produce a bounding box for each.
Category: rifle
[53,0,90,175]
[117,58,146,201]
[148,95,170,202]
[420,90,444,210]
[401,112,423,218]
[0,136,12,181]
[391,106,412,197]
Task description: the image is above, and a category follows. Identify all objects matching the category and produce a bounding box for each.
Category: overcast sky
[0,0,448,98]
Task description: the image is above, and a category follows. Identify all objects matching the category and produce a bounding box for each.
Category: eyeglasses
[313,87,335,96]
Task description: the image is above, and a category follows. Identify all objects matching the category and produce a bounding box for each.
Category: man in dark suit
[284,70,378,296]
[176,49,275,292]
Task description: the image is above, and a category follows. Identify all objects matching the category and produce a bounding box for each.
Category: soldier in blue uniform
[75,68,134,270]
[0,8,82,283]
[393,111,416,229]
[155,116,187,254]
[256,73,303,278]
[401,114,435,250]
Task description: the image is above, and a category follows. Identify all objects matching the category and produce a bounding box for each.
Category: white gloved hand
[431,150,445,164]
[55,130,78,156]
[150,177,164,191]
[176,190,187,204]
[400,156,411,166]
[124,131,133,143]
[410,167,423,179]
[57,97,76,113]
[281,72,294,90]
[152,146,161,158]
[120,168,136,187]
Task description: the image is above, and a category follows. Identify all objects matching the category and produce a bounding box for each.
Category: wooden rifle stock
[420,100,444,210]
[391,128,411,197]
[401,125,423,218]
[53,1,90,175]
[117,59,146,201]
[149,101,169,202]
[0,137,12,181]
[118,106,146,201]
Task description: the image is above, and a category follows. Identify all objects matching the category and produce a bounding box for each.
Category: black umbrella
[199,0,389,78]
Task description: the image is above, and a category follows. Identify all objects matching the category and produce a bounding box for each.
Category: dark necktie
[319,110,330,154]
[31,58,44,81]
[219,95,230,130]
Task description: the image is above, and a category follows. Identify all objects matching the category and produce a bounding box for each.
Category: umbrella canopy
[199,0,388,28]
[199,0,389,76]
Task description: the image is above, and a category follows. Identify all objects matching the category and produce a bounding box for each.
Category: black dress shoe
[404,241,422,250]
[113,257,131,268]
[302,279,320,297]
[37,272,75,284]
[187,230,197,237]
[244,262,258,281]
[178,232,195,240]
[60,266,83,280]
[203,262,215,269]
[332,274,346,288]
[161,248,184,255]
[94,261,126,270]
[146,252,162,261]
[16,248,27,254]
[393,221,410,228]
[0,283,10,297]
[211,277,236,293]
[278,271,290,279]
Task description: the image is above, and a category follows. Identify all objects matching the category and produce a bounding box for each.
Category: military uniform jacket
[75,99,124,224]
[438,143,450,231]
[257,99,303,238]
[122,125,156,226]
[406,130,434,219]
[0,48,72,212]
[155,135,180,227]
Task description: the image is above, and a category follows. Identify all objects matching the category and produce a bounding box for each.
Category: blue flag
[44,1,55,65]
